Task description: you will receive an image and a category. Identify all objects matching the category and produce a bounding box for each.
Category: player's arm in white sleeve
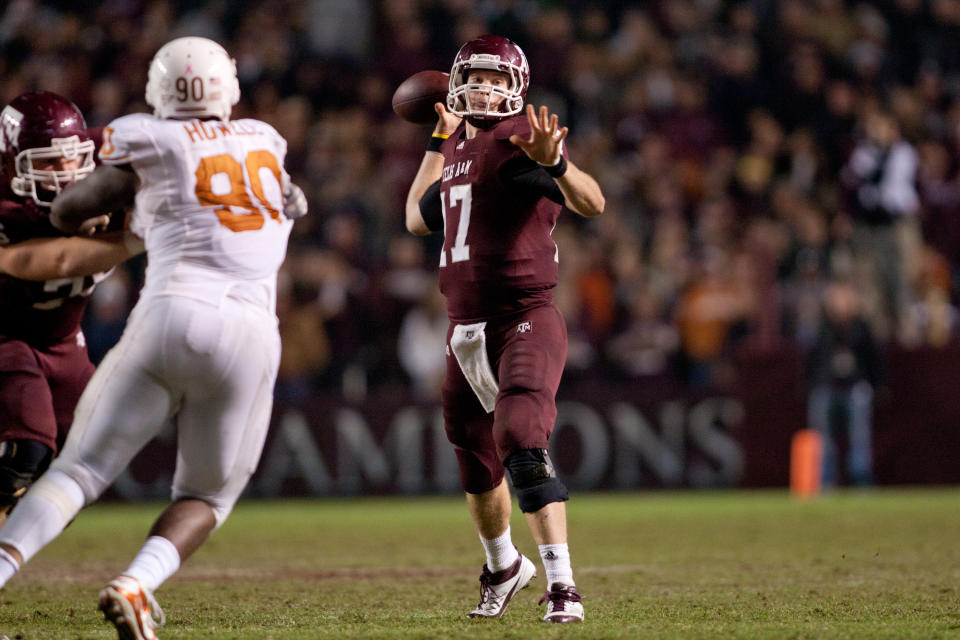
[0,230,144,281]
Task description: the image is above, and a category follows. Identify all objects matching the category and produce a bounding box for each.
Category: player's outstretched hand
[433,101,461,138]
[283,182,308,220]
[509,104,568,166]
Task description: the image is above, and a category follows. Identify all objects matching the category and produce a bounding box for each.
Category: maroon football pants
[442,303,568,494]
[0,333,94,452]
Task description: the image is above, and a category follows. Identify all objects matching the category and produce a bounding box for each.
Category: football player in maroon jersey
[0,90,132,527]
[405,35,604,623]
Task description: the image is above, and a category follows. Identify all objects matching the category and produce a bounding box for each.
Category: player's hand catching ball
[509,104,567,167]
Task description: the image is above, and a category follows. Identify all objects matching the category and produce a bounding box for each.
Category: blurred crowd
[3,0,960,402]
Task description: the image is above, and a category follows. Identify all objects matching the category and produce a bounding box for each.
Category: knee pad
[0,439,53,510]
[504,448,568,513]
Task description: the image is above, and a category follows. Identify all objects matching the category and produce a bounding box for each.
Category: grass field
[1,488,959,639]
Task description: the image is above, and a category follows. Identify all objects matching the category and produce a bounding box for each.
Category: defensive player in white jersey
[0,37,307,640]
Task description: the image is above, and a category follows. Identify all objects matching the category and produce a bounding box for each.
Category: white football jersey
[99,113,293,312]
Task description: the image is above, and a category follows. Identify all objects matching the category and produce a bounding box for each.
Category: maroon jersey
[436,115,566,322]
[0,174,98,345]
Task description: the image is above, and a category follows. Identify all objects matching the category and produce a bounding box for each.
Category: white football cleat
[467,553,537,619]
[540,582,584,623]
[98,575,165,640]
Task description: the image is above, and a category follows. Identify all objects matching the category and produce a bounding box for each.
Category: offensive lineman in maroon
[405,35,604,623]
[0,91,120,527]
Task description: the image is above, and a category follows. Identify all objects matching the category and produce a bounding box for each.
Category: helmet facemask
[11,135,95,207]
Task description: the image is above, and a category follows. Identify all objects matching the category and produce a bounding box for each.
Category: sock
[0,547,19,587]
[539,542,574,587]
[121,536,181,592]
[480,526,519,573]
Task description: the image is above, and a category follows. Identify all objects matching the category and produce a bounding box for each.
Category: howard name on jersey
[436,115,566,322]
[99,113,292,312]
[0,174,105,344]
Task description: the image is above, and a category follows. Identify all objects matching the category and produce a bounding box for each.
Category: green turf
[2,488,960,638]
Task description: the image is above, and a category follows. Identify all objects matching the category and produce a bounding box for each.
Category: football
[392,70,450,124]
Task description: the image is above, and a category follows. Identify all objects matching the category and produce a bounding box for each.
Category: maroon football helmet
[0,90,95,206]
[447,35,530,121]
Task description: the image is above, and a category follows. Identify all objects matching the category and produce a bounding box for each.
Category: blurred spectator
[674,248,751,389]
[368,234,436,387]
[575,234,616,348]
[901,246,959,347]
[731,108,784,217]
[659,72,728,168]
[915,139,960,283]
[275,266,332,403]
[779,199,832,347]
[314,212,375,397]
[840,107,921,340]
[397,287,448,400]
[606,287,679,380]
[554,222,599,378]
[805,279,882,487]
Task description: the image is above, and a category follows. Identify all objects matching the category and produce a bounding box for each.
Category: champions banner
[114,344,960,499]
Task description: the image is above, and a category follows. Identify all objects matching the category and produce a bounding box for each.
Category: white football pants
[50,293,279,525]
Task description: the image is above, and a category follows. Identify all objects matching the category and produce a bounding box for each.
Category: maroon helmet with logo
[446,34,530,121]
[0,90,95,206]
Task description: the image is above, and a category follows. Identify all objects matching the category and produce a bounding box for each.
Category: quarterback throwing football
[405,34,604,623]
